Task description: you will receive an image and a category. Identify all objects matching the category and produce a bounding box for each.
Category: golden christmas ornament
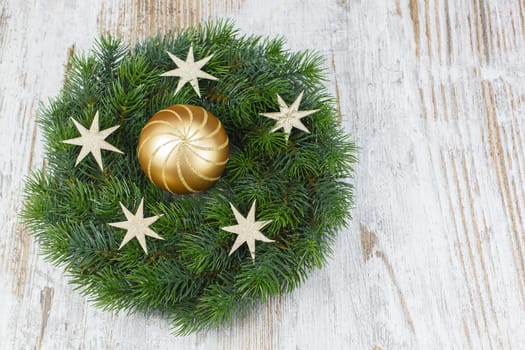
[138,105,229,194]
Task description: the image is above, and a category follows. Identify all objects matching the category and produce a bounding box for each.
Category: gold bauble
[138,105,229,194]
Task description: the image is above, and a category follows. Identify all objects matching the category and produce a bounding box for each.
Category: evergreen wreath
[21,21,356,334]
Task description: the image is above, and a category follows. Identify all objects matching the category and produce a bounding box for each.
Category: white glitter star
[160,45,218,97]
[221,200,274,260]
[260,92,319,141]
[62,111,123,171]
[109,198,164,255]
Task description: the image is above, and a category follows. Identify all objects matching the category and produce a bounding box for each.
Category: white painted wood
[1,0,524,348]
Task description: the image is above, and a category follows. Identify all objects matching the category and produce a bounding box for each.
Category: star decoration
[62,111,123,171]
[260,91,319,141]
[160,45,218,97]
[221,200,274,260]
[108,198,164,255]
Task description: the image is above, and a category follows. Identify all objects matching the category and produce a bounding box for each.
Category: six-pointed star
[221,200,274,260]
[62,111,123,170]
[260,91,319,141]
[160,45,218,97]
[109,198,164,255]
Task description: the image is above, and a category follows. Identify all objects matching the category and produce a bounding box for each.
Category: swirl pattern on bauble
[138,105,229,194]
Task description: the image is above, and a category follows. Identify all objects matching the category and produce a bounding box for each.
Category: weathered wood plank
[1,0,525,348]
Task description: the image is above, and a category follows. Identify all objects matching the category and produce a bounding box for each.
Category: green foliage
[21,20,356,335]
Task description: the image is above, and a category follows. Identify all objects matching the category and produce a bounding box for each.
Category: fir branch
[21,19,356,335]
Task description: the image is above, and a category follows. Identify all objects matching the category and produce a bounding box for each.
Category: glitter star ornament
[108,198,164,254]
[160,45,218,97]
[221,200,274,260]
[62,111,123,170]
[260,91,319,141]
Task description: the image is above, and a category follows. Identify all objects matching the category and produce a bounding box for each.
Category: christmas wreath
[22,21,356,334]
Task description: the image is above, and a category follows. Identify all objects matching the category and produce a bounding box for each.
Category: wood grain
[1,0,525,348]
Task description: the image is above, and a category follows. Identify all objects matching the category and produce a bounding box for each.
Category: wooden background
[1,0,524,348]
